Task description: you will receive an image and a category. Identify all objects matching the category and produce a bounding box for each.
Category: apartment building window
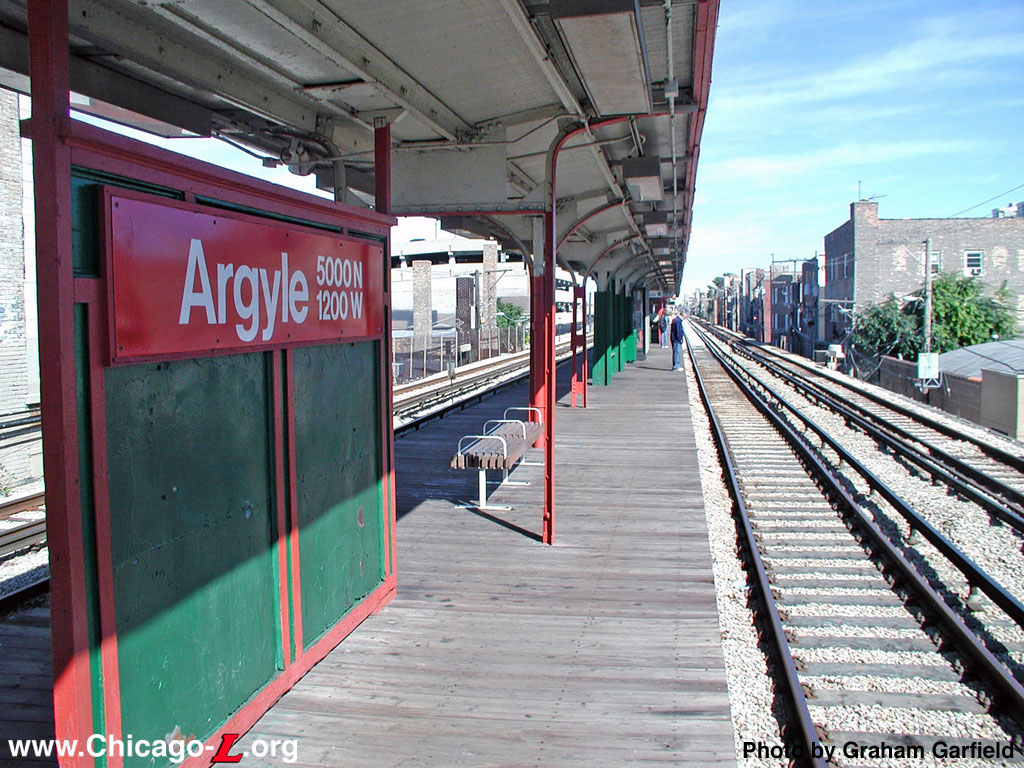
[929,251,942,274]
[963,251,983,277]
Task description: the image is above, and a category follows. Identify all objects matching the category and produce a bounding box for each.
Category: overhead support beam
[68,0,319,132]
[557,199,624,248]
[248,0,474,141]
[0,25,213,136]
[496,0,587,120]
[478,103,568,130]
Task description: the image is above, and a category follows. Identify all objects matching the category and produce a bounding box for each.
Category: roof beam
[69,0,318,131]
[248,0,473,141]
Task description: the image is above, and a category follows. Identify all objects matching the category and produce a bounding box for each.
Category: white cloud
[699,139,974,188]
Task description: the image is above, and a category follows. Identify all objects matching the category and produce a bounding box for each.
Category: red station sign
[106,193,385,362]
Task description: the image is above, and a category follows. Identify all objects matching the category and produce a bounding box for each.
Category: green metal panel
[74,303,106,763]
[292,342,385,646]
[105,354,278,765]
[592,290,613,386]
[615,292,626,372]
[70,168,181,277]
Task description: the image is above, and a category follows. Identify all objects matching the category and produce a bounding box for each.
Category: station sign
[106,192,384,362]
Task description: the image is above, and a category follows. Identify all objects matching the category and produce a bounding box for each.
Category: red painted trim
[683,0,719,236]
[528,274,546,448]
[28,3,95,764]
[178,576,397,768]
[374,124,397,581]
[83,196,124,764]
[284,349,304,652]
[18,118,396,234]
[84,288,124,768]
[542,208,556,545]
[271,358,291,667]
[374,123,391,216]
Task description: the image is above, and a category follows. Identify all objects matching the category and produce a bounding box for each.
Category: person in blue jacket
[670,308,685,371]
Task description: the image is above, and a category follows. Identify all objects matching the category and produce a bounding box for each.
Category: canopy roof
[0,0,719,292]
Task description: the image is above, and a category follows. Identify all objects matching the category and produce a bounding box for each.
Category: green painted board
[105,354,278,765]
[291,343,385,646]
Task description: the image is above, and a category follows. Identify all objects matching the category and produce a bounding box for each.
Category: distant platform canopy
[0,0,718,293]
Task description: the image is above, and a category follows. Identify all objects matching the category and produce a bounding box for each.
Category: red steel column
[374,118,398,582]
[374,119,391,215]
[580,287,589,408]
[542,207,556,543]
[529,242,546,447]
[29,0,95,761]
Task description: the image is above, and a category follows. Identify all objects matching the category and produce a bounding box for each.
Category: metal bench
[450,407,543,510]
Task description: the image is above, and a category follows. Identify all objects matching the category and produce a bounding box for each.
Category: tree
[496,300,525,328]
[851,274,1017,360]
[851,297,919,359]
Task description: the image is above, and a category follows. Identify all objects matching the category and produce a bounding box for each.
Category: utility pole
[923,238,933,353]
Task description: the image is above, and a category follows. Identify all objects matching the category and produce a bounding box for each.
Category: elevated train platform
[1,348,736,766]
[239,346,734,766]
[0,2,725,764]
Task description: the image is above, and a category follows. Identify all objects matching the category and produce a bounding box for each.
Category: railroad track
[696,319,1024,518]
[394,334,586,430]
[685,321,1024,766]
[696,319,1024,532]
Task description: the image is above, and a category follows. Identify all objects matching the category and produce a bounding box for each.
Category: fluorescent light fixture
[621,156,663,202]
[643,211,669,237]
[551,0,652,116]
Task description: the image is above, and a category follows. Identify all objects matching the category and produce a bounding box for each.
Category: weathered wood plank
[242,348,735,766]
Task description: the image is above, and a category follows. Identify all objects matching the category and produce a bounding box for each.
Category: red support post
[529,271,546,447]
[541,206,556,544]
[570,285,585,407]
[374,117,398,583]
[374,120,391,216]
[28,1,95,762]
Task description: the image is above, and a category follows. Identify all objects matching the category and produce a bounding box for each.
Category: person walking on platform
[670,309,684,370]
[658,309,669,348]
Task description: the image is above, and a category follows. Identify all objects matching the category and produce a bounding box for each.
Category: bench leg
[455,467,511,512]
[501,466,531,487]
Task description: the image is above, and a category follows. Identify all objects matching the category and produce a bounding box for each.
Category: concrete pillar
[412,259,431,351]
[481,240,498,329]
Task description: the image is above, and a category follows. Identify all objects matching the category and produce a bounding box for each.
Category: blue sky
[681,0,1024,296]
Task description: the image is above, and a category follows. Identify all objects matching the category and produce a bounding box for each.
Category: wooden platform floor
[0,602,55,765]
[241,346,735,766]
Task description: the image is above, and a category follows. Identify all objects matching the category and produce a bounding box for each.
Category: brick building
[823,200,1024,346]
[0,88,34,489]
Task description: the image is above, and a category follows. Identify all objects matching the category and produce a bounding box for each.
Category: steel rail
[692,323,1024,631]
[690,322,1024,727]
[727,335,1024,528]
[0,576,50,615]
[684,332,826,768]
[711,320,1024,473]
[0,491,46,521]
[0,519,47,558]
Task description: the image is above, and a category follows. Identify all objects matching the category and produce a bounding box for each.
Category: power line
[946,182,1024,218]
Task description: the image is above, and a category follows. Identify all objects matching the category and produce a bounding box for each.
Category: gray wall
[877,356,983,425]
